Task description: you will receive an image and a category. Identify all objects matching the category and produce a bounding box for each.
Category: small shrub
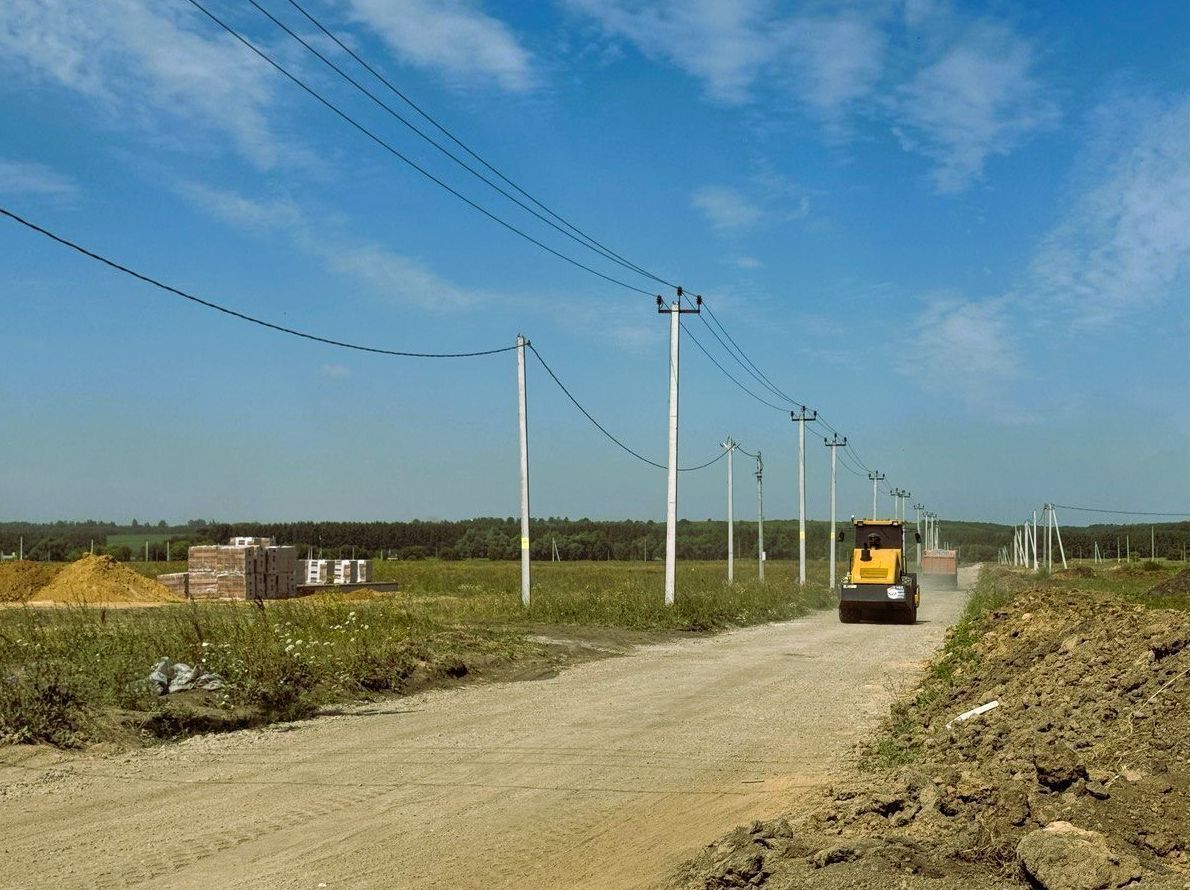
[0,660,89,747]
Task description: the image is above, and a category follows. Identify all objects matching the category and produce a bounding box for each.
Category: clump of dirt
[0,561,62,602]
[34,555,181,604]
[1149,568,1190,597]
[679,585,1190,889]
[1053,565,1096,578]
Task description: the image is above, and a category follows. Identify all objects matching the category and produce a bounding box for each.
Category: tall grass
[2,559,832,747]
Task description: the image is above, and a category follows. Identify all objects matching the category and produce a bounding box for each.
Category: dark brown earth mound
[679,585,1189,889]
[1149,568,1190,597]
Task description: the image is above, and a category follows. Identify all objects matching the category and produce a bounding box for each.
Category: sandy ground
[0,572,973,890]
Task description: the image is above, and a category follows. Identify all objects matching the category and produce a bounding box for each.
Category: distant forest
[3,518,1188,564]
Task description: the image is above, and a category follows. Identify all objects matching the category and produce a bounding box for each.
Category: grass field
[0,558,834,748]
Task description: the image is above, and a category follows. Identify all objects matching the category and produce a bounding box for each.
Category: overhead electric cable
[695,297,802,406]
[0,206,516,358]
[246,0,666,287]
[679,320,788,413]
[1051,504,1190,518]
[528,343,724,472]
[282,0,676,290]
[184,0,655,297]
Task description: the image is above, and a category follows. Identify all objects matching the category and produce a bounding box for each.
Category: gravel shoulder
[0,580,970,889]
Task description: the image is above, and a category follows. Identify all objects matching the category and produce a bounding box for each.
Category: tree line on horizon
[3,518,1187,564]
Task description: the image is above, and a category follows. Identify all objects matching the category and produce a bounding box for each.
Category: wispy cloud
[691,186,763,232]
[1028,95,1190,325]
[0,158,78,200]
[777,13,886,131]
[321,363,350,379]
[0,0,282,168]
[347,0,535,93]
[902,294,1020,408]
[892,22,1058,192]
[177,182,494,310]
[176,181,302,230]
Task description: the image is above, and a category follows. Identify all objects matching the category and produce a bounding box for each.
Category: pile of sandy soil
[680,586,1189,889]
[0,561,63,602]
[33,555,182,604]
[1149,568,1190,597]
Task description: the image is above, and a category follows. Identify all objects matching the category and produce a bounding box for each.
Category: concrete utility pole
[792,406,817,587]
[1045,504,1053,572]
[825,434,847,589]
[1052,506,1068,568]
[722,437,737,583]
[516,334,531,607]
[1032,510,1039,571]
[913,503,923,569]
[755,452,765,583]
[869,471,885,519]
[658,291,700,606]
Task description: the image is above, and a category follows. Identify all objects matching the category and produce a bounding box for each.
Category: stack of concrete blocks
[187,541,297,600]
[353,559,371,583]
[333,559,354,584]
[157,572,189,598]
[302,559,331,584]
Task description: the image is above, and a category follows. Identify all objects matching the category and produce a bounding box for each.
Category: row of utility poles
[1001,504,1067,571]
[514,288,919,607]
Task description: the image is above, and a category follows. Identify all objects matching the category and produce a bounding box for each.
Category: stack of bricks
[187,542,297,600]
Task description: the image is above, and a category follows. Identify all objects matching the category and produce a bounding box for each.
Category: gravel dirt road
[0,574,972,889]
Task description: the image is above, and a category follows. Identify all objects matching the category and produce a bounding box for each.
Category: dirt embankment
[0,561,62,602]
[32,554,180,604]
[680,583,1189,889]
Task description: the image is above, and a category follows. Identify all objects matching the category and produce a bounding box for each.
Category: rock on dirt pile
[34,555,181,604]
[679,585,1189,889]
[0,560,63,602]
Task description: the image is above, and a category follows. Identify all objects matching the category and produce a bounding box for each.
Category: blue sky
[0,0,1187,527]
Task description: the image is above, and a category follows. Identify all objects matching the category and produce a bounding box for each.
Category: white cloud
[567,0,886,119]
[347,0,535,93]
[321,363,350,379]
[691,186,763,231]
[903,294,1019,406]
[0,158,78,199]
[731,255,762,270]
[1028,95,1190,325]
[778,14,886,127]
[177,182,494,310]
[176,182,303,230]
[893,22,1057,192]
[0,0,281,168]
[567,0,773,103]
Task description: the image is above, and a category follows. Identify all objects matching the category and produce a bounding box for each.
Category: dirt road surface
[1,574,972,889]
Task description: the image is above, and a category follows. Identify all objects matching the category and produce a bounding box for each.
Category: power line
[184,0,656,297]
[527,344,724,472]
[247,0,667,288]
[679,320,788,412]
[1051,504,1190,518]
[0,206,516,358]
[282,0,675,291]
[696,297,802,407]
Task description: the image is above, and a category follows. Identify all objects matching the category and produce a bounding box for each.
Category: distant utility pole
[792,406,817,587]
[1032,509,1039,571]
[722,437,737,583]
[825,434,847,589]
[869,471,885,519]
[516,334,531,607]
[913,503,924,569]
[755,452,765,584]
[658,290,700,606]
[898,490,911,554]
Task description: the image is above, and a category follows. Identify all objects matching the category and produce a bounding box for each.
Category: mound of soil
[680,586,1190,889]
[0,561,62,602]
[34,555,181,604]
[1149,568,1190,597]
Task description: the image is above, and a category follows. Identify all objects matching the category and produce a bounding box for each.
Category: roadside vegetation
[0,558,832,749]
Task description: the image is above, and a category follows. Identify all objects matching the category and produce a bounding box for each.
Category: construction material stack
[186,538,296,600]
